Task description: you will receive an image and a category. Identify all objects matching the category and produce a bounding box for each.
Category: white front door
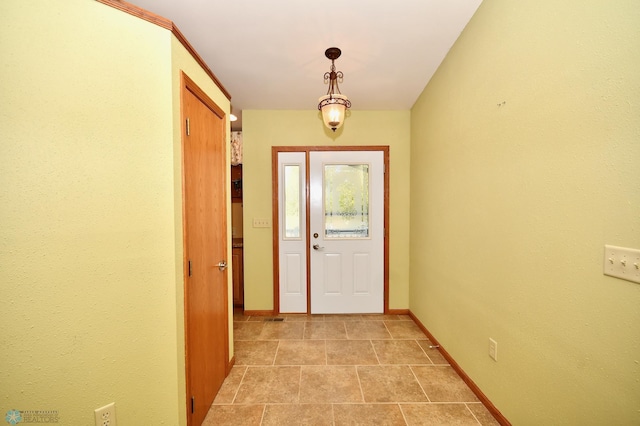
[309,151,384,314]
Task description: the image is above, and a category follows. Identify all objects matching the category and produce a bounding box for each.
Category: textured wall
[409,0,640,423]
[0,0,229,425]
[242,110,411,312]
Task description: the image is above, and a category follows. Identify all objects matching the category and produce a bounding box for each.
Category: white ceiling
[128,0,482,129]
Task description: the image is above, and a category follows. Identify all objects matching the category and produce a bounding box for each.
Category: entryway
[202,311,494,425]
[273,147,389,314]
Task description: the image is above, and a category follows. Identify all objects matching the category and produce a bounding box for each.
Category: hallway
[203,312,500,425]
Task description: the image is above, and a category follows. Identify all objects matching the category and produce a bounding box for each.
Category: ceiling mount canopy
[318,47,351,132]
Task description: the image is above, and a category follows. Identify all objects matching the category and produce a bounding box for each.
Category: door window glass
[323,164,369,238]
[284,164,301,239]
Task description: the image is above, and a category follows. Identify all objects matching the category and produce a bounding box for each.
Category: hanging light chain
[324,59,345,98]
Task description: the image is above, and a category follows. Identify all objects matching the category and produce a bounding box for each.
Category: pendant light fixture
[318,47,351,132]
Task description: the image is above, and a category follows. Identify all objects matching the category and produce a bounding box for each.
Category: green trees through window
[324,164,369,238]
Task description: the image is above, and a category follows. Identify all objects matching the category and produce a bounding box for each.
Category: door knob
[217,260,228,271]
[312,244,324,250]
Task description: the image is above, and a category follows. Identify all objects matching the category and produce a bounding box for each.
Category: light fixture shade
[319,94,349,131]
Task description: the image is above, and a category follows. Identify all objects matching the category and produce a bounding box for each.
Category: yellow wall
[0,1,230,425]
[410,0,640,424]
[242,110,411,311]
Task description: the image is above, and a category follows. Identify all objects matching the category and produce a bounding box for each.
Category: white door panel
[309,151,384,314]
[278,152,307,313]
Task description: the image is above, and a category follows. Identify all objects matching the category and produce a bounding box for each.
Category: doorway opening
[271,146,390,314]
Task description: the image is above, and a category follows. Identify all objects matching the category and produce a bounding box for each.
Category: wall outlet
[604,245,640,284]
[489,338,498,362]
[94,402,117,426]
[253,218,270,228]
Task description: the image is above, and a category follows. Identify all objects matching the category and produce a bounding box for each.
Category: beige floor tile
[345,321,392,339]
[234,366,301,404]
[299,366,364,403]
[416,340,450,365]
[234,321,265,340]
[466,403,501,425]
[324,314,364,321]
[326,340,379,365]
[219,313,499,425]
[372,340,432,365]
[275,340,327,365]
[262,404,333,426]
[213,366,247,404]
[360,314,402,321]
[248,316,274,321]
[280,314,313,322]
[259,321,305,340]
[202,404,264,426]
[233,310,251,322]
[401,403,479,425]
[411,366,479,403]
[357,365,428,403]
[384,321,427,339]
[333,403,406,426]
[306,315,327,322]
[235,340,279,365]
[303,321,347,339]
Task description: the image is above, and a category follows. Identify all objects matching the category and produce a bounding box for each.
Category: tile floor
[203,312,500,426]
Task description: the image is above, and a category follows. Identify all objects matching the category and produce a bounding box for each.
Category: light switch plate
[488,338,498,362]
[252,218,270,228]
[604,245,640,284]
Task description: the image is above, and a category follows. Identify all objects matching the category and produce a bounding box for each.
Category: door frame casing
[271,146,390,314]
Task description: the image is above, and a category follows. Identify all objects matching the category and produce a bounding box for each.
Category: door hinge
[191,396,194,414]
[188,260,192,277]
[186,118,190,136]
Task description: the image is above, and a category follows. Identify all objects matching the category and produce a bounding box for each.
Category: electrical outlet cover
[94,402,117,426]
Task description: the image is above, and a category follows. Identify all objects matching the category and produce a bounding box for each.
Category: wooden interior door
[182,72,229,426]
